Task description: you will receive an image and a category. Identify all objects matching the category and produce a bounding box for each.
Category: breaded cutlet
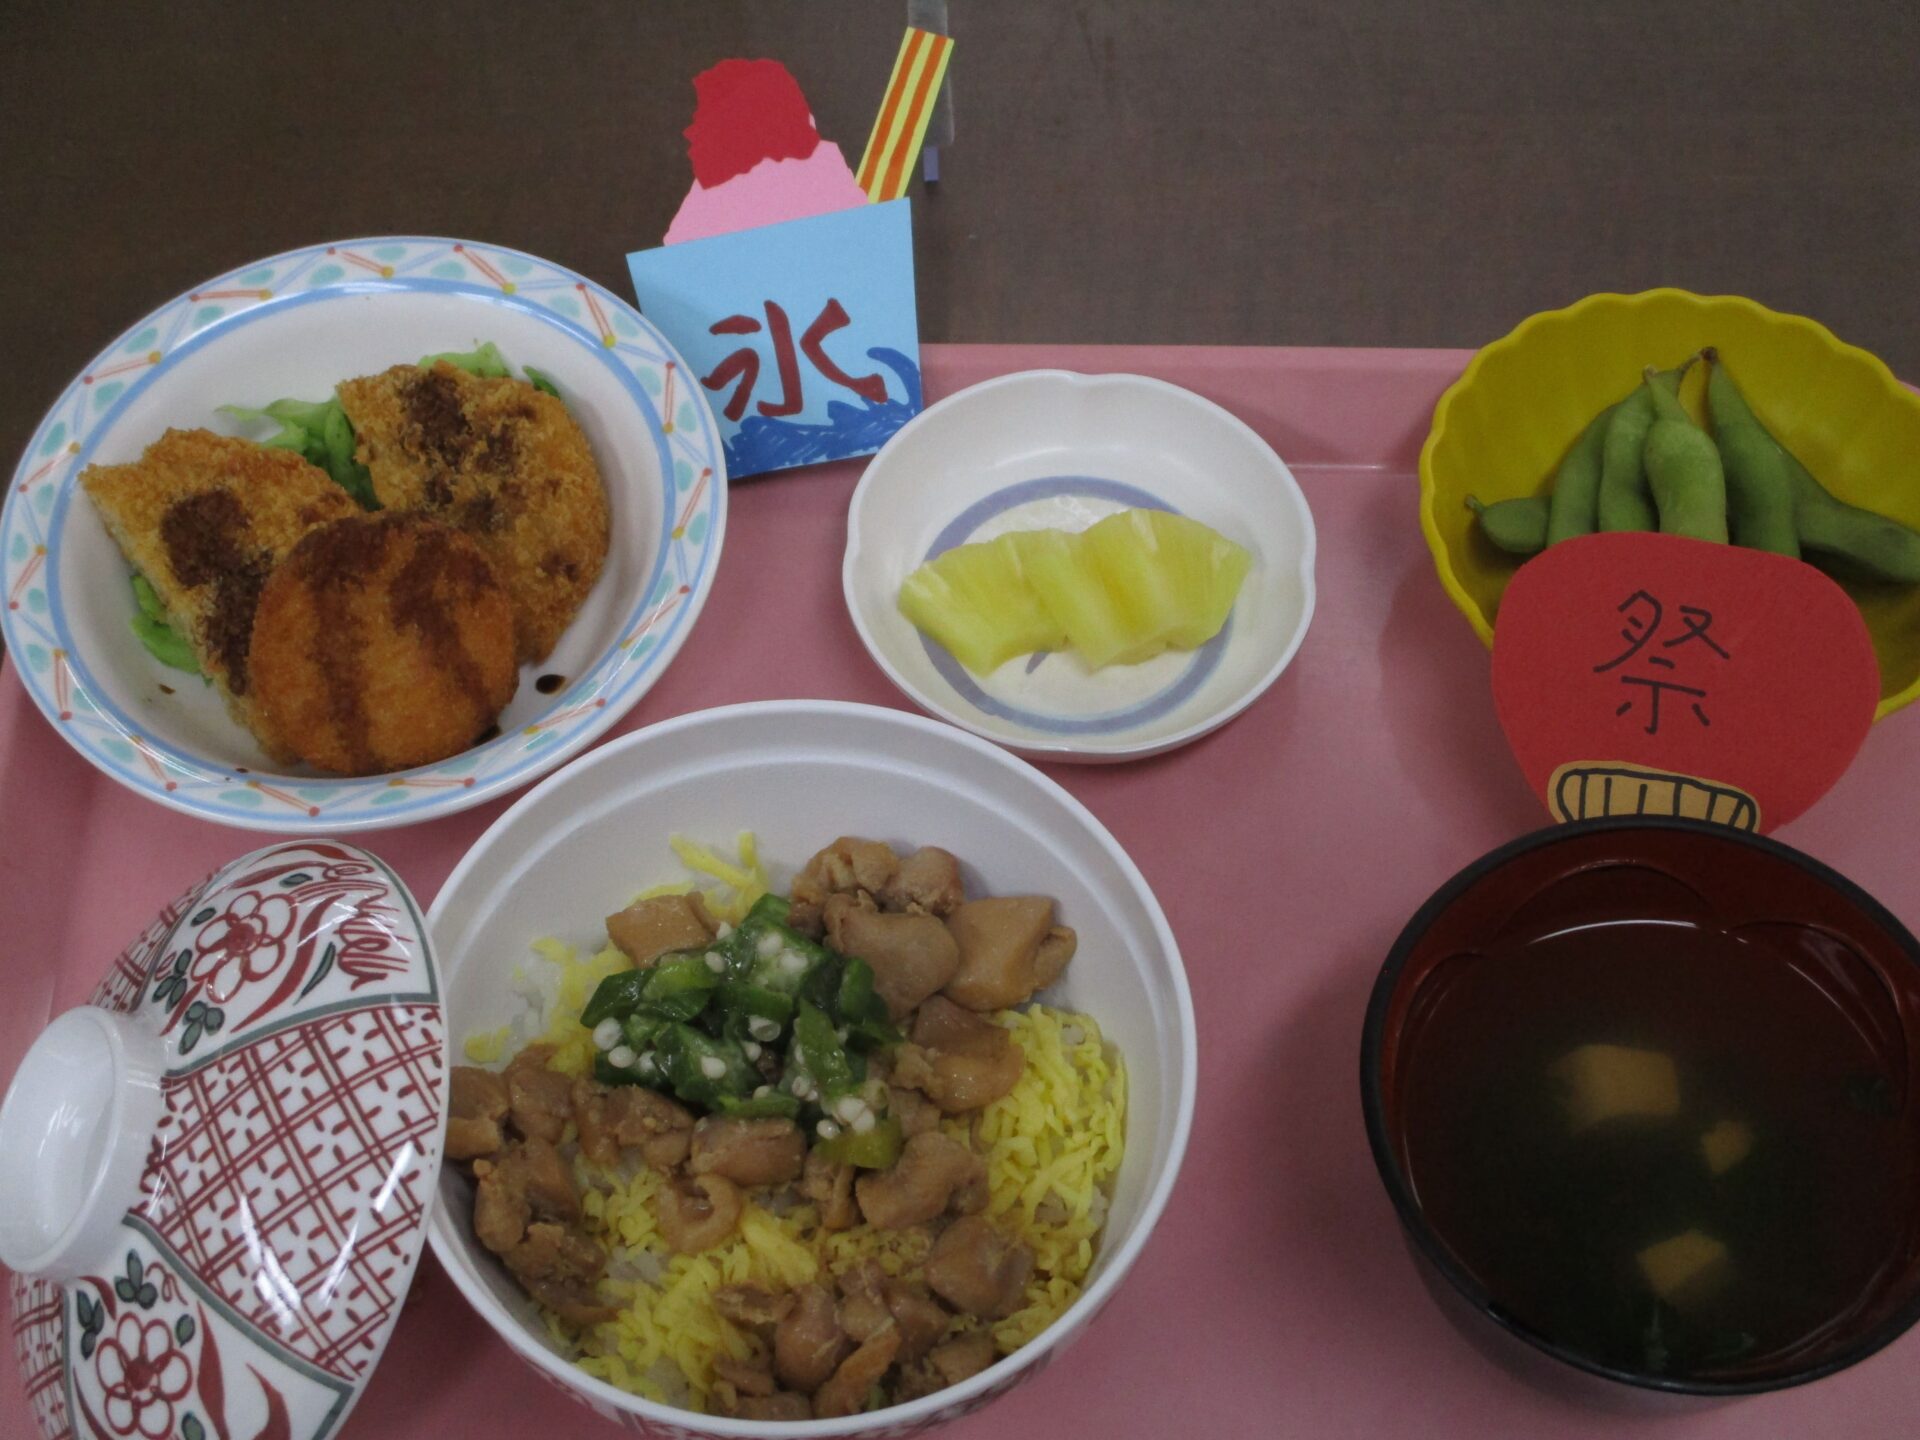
[249,513,518,776]
[79,428,360,742]
[336,361,609,664]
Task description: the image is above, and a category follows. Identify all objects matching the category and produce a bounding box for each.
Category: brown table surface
[5,0,1919,482]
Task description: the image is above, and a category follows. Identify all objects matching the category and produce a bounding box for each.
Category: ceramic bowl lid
[1,840,445,1440]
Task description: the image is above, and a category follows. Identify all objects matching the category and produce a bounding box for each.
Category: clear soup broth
[1395,858,1920,1384]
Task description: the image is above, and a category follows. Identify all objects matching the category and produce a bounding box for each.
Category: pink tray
[6,344,1920,1439]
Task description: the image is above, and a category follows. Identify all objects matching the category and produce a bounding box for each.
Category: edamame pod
[1545,406,1615,545]
[1596,362,1692,533]
[1467,494,1549,556]
[1702,349,1799,558]
[1784,449,1920,583]
[1642,368,1729,544]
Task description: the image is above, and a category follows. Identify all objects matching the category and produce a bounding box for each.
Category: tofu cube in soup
[1550,1043,1680,1132]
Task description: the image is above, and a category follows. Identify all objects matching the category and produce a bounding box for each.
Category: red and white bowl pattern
[7,841,445,1440]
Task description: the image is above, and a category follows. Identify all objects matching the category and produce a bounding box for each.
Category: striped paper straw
[856,26,954,202]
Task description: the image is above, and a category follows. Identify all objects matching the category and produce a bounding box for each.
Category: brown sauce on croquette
[295,515,399,775]
[158,488,271,692]
[389,522,503,723]
[403,366,475,467]
[249,512,519,774]
[159,487,247,584]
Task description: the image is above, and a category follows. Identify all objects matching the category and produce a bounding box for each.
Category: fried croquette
[79,428,360,725]
[248,513,519,776]
[336,360,609,664]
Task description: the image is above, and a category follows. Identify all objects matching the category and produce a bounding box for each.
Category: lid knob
[0,1006,165,1279]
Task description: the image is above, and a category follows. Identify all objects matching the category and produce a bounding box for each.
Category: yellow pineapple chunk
[897,535,1067,675]
[1015,527,1164,670]
[1549,1043,1680,1131]
[1636,1229,1731,1309]
[1700,1119,1753,1176]
[895,508,1254,673]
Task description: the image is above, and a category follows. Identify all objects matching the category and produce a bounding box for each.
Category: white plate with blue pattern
[0,237,726,831]
[843,370,1315,762]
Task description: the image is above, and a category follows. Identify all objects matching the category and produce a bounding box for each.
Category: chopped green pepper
[638,951,722,1022]
[733,914,834,998]
[716,1091,803,1120]
[620,1012,666,1053]
[835,958,900,1048]
[744,893,792,926]
[657,1023,758,1107]
[790,1001,857,1104]
[593,1053,649,1088]
[814,1115,904,1170]
[716,980,795,1026]
[581,968,652,1027]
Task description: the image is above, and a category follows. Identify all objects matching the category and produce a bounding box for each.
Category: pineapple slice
[1083,509,1253,651]
[1015,528,1167,670]
[895,509,1254,674]
[898,534,1067,675]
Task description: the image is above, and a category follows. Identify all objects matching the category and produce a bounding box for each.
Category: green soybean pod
[1596,363,1690,533]
[1784,448,1920,583]
[1467,494,1549,556]
[1702,350,1799,558]
[1642,368,1729,544]
[1545,405,1615,545]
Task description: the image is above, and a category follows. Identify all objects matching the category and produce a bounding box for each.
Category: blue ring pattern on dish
[0,237,725,827]
[917,476,1231,736]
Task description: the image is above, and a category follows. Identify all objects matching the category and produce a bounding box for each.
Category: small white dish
[842,370,1316,762]
[425,699,1197,1437]
[0,237,726,831]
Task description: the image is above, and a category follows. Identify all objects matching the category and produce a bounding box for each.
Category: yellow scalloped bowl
[1421,289,1920,719]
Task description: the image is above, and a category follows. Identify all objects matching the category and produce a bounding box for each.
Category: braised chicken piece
[895,1324,1000,1405]
[713,1354,777,1397]
[881,846,966,918]
[471,1154,531,1254]
[604,892,716,966]
[446,1066,510,1160]
[788,836,901,935]
[713,1285,795,1331]
[774,1284,849,1393]
[925,1217,1034,1319]
[944,897,1074,1011]
[854,1132,988,1230]
[885,1278,954,1363]
[801,1149,860,1231]
[1032,926,1077,993]
[814,1330,902,1419]
[889,1084,944,1138]
[835,1261,894,1343]
[825,902,960,1020]
[471,1136,579,1252]
[616,1085,695,1171]
[690,1116,807,1187]
[731,1393,813,1422]
[927,1328,997,1386]
[503,1222,615,1326]
[892,997,1026,1113]
[656,1173,743,1253]
[573,1077,695,1171]
[831,1262,955,1363]
[504,1044,575,1144]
